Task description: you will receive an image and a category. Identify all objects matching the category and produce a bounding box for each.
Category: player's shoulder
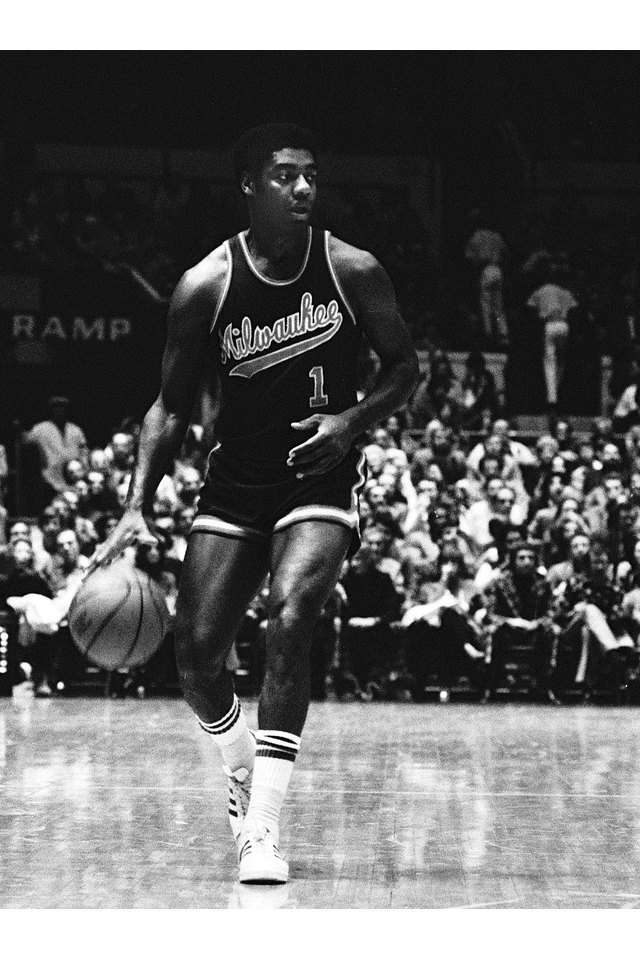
[171,241,231,310]
[327,233,381,280]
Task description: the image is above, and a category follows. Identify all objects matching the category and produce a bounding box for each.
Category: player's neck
[245,222,308,269]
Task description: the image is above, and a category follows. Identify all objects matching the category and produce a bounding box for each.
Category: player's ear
[241,172,254,197]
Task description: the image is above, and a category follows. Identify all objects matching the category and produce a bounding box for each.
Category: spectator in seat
[582,472,628,560]
[104,430,136,489]
[0,519,32,577]
[459,349,500,431]
[551,542,637,700]
[459,475,518,556]
[339,529,404,700]
[401,544,484,699]
[409,352,462,429]
[85,469,120,517]
[624,428,640,475]
[481,540,558,703]
[47,528,90,694]
[166,504,197,567]
[174,465,203,510]
[62,457,86,491]
[0,537,55,698]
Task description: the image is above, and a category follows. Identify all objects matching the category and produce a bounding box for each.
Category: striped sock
[197,695,255,775]
[244,730,301,842]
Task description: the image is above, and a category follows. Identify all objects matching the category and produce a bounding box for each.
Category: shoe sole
[239,854,289,883]
[239,857,289,884]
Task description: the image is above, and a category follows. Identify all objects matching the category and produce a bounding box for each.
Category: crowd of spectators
[4,373,640,706]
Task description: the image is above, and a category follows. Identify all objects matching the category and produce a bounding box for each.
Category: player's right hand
[84,509,158,578]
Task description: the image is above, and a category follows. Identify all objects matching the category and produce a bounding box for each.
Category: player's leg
[174,530,269,840]
[175,530,269,718]
[238,520,351,883]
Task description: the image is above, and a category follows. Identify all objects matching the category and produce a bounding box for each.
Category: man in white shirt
[527,280,577,408]
[24,397,88,509]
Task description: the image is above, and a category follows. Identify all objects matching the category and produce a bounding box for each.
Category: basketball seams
[146,576,168,627]
[71,576,133,659]
[120,570,147,669]
[69,564,168,671]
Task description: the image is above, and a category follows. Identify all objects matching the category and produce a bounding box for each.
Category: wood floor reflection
[2,696,640,908]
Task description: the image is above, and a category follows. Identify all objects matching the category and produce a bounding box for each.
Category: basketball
[69,561,169,671]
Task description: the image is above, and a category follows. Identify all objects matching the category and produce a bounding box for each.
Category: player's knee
[268,587,321,637]
[174,619,228,676]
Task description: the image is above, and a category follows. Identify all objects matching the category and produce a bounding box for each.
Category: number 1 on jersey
[309,365,328,408]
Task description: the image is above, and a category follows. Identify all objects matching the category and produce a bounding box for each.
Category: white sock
[197,695,255,775]
[244,730,301,842]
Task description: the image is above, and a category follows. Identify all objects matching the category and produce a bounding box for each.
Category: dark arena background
[3,50,640,922]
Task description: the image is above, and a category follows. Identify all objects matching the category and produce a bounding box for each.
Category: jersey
[209,227,361,480]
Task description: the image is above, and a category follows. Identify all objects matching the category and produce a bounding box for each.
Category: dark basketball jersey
[210,227,361,474]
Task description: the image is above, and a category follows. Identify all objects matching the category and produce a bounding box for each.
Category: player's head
[233,123,318,188]
[234,123,319,226]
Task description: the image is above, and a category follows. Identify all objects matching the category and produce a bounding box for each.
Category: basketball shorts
[193,445,367,558]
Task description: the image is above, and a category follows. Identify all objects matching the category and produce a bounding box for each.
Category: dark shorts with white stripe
[193,446,367,558]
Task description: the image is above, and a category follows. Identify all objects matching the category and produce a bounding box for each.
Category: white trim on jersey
[191,516,266,543]
[209,240,233,335]
[239,228,312,287]
[324,231,357,326]
[351,451,368,514]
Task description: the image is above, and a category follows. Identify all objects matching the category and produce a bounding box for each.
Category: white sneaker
[223,765,252,841]
[238,821,289,884]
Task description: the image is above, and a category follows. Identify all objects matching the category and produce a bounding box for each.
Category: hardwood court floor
[2,695,640,909]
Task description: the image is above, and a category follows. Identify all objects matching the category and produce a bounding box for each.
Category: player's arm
[289,244,420,477]
[125,272,214,512]
[87,263,218,570]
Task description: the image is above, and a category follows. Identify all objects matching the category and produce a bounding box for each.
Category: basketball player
[88,124,419,883]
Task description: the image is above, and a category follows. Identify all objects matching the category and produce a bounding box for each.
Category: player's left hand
[288,414,354,478]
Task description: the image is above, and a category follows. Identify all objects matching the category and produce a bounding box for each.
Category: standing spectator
[23,396,88,511]
[612,346,640,433]
[609,292,640,401]
[560,289,604,415]
[464,210,509,344]
[526,269,578,414]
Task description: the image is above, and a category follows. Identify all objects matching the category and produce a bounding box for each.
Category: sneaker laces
[223,765,252,818]
[239,822,283,861]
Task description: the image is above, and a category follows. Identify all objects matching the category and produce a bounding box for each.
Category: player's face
[254,148,317,226]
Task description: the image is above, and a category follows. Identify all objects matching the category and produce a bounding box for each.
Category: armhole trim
[209,240,233,334]
[324,231,357,325]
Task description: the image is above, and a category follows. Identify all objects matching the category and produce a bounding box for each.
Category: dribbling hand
[84,509,158,579]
